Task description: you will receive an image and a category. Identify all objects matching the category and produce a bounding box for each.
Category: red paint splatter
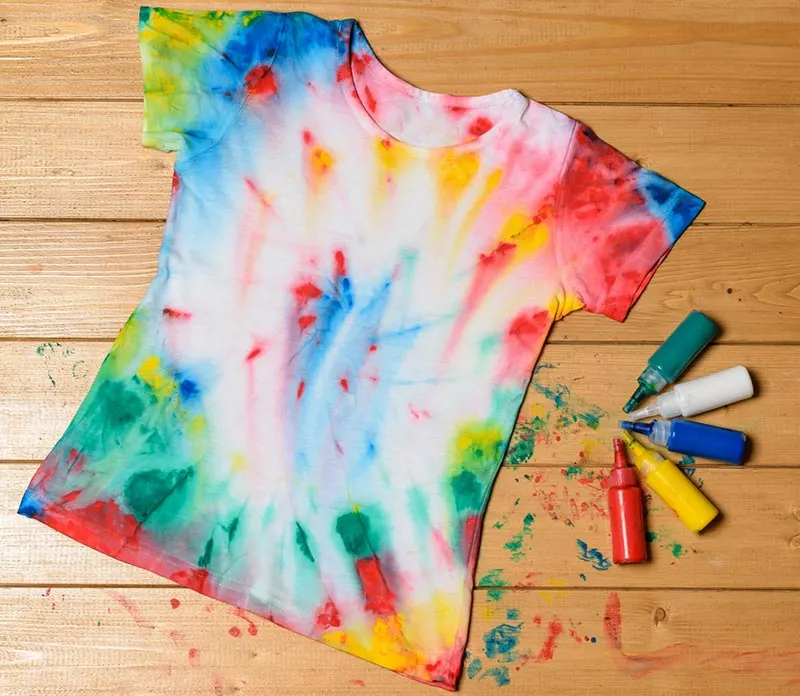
[229,626,242,638]
[212,674,225,696]
[468,116,494,138]
[231,607,259,636]
[45,588,51,597]
[334,250,347,277]
[170,568,210,594]
[352,52,372,75]
[446,242,516,356]
[355,556,396,615]
[408,405,432,420]
[170,598,180,610]
[364,85,377,113]
[349,679,366,687]
[368,344,378,352]
[298,315,317,331]
[294,281,323,303]
[43,499,141,557]
[61,490,81,504]
[461,514,482,571]
[188,647,200,666]
[340,378,349,392]
[245,65,277,96]
[162,307,192,320]
[314,599,342,631]
[246,344,266,361]
[297,381,306,399]
[108,591,154,629]
[169,630,184,647]
[302,129,314,146]
[533,615,542,626]
[336,63,349,82]
[534,619,563,663]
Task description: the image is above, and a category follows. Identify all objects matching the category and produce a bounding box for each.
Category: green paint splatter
[450,470,482,515]
[36,341,61,356]
[72,360,89,379]
[466,658,482,679]
[679,455,696,465]
[335,510,376,558]
[504,513,535,561]
[198,536,214,568]
[97,621,101,626]
[669,543,686,558]
[295,522,315,563]
[646,531,659,542]
[506,608,519,620]
[564,466,583,479]
[479,568,509,601]
[122,467,193,523]
[480,666,511,687]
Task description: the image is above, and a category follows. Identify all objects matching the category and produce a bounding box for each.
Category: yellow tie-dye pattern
[438,151,480,197]
[231,452,248,473]
[137,356,176,397]
[404,590,461,650]
[449,168,503,261]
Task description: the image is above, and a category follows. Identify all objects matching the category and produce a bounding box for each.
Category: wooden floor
[1,1,799,694]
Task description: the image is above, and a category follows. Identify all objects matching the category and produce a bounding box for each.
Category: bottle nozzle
[618,420,654,435]
[626,404,660,421]
[613,438,626,467]
[623,384,652,413]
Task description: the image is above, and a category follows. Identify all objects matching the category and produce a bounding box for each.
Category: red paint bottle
[608,438,648,564]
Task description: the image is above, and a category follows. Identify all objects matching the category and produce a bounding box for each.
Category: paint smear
[504,512,535,561]
[188,647,200,666]
[107,591,155,629]
[506,364,607,466]
[348,679,366,687]
[576,539,611,571]
[604,592,800,684]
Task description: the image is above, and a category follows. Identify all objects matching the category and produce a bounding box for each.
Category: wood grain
[1,0,798,105]
[4,464,800,589]
[0,340,793,465]
[2,102,799,223]
[2,587,800,695]
[2,222,799,342]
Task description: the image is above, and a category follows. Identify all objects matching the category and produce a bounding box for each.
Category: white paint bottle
[626,366,754,421]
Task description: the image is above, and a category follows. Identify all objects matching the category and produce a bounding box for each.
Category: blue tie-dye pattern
[638,169,705,243]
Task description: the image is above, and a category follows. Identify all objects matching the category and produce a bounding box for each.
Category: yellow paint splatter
[231,452,248,473]
[438,151,480,197]
[538,578,568,605]
[137,356,176,397]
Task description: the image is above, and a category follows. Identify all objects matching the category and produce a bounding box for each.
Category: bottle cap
[607,438,638,487]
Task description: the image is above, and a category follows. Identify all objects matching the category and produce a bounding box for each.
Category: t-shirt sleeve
[138,7,284,154]
[555,122,705,322]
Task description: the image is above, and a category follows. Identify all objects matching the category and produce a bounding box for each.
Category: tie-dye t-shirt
[19,8,704,690]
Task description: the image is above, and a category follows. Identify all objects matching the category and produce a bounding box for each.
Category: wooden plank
[4,464,799,588]
[1,103,799,223]
[2,222,799,342]
[1,0,798,105]
[2,586,800,694]
[0,341,793,465]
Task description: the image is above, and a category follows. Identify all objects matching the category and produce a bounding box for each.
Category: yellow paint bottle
[620,432,719,533]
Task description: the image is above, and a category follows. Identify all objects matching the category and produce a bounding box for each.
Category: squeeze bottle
[626,365,753,421]
[623,311,718,413]
[619,419,747,464]
[608,438,648,564]
[621,432,718,533]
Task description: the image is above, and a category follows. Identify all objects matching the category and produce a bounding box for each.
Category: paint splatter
[478,568,510,601]
[348,679,366,687]
[576,539,611,571]
[466,657,482,679]
[480,666,511,687]
[230,606,259,635]
[506,364,607,465]
[229,626,242,637]
[515,468,608,528]
[107,591,155,628]
[483,622,522,660]
[534,619,563,662]
[188,647,200,666]
[504,512,535,561]
[170,598,180,609]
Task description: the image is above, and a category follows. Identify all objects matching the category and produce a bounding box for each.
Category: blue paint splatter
[590,636,597,643]
[466,658,482,679]
[483,622,522,660]
[480,666,511,687]
[179,378,200,400]
[576,539,611,571]
[579,573,587,582]
[506,608,520,621]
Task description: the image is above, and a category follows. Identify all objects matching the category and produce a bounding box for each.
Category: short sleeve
[555,123,705,322]
[138,7,284,154]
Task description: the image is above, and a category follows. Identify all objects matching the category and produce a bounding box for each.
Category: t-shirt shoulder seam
[176,12,289,170]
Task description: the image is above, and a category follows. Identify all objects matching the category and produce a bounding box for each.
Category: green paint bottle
[622,310,718,413]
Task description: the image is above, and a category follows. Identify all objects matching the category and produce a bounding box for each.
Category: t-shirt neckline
[337,19,529,158]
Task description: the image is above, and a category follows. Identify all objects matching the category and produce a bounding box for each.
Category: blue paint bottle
[618,419,747,464]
